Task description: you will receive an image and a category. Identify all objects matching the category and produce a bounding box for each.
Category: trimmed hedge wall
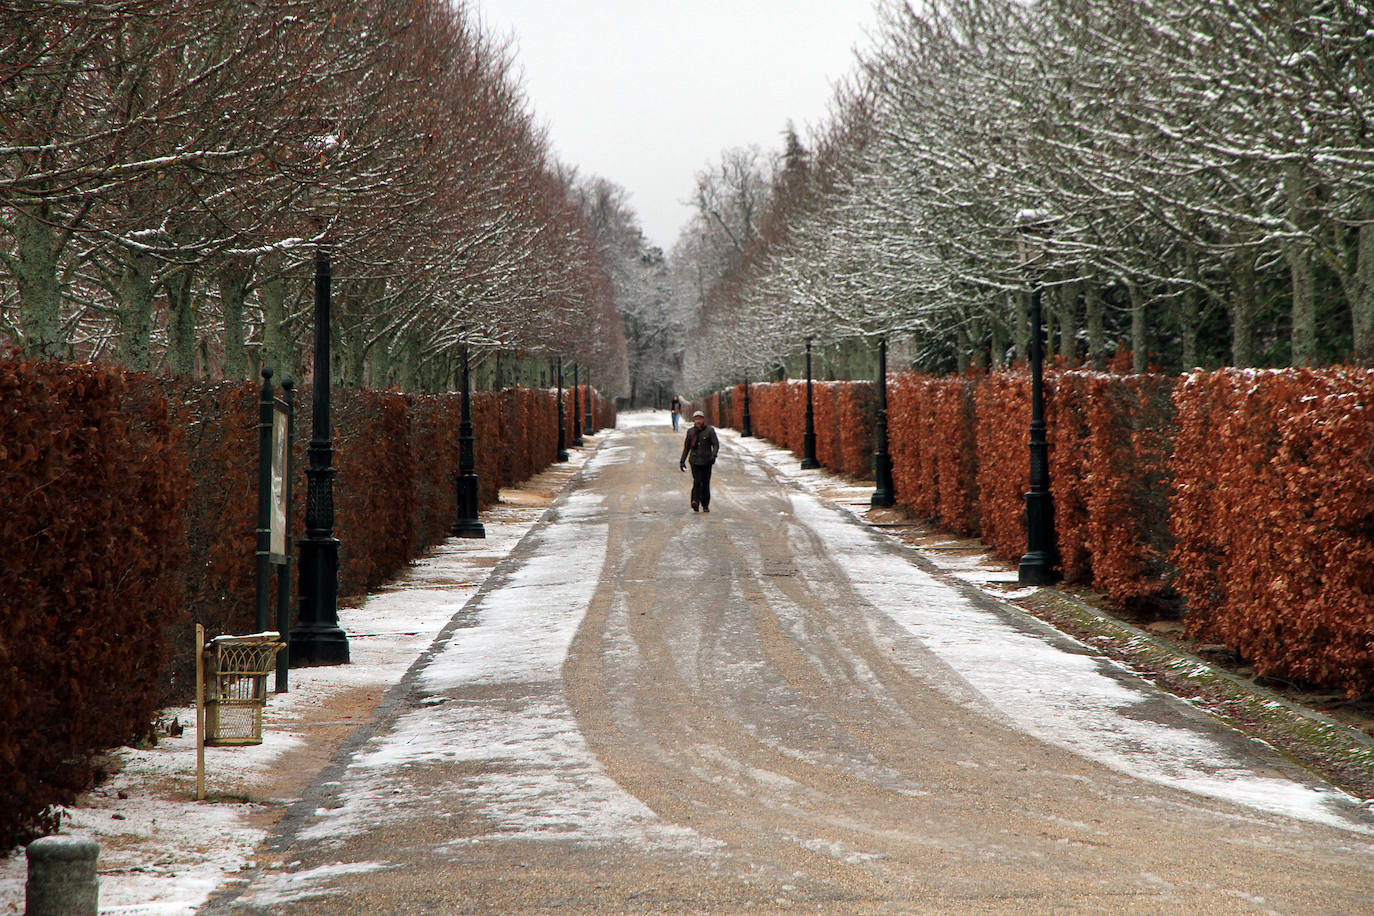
[1171,370,1374,694]
[1,357,613,849]
[1,363,184,848]
[712,368,1374,698]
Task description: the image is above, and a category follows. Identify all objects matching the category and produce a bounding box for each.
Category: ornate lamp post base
[1018,488,1057,584]
[452,467,485,538]
[291,536,349,665]
[452,488,485,538]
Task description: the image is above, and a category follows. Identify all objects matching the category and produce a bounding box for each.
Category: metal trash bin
[202,633,284,747]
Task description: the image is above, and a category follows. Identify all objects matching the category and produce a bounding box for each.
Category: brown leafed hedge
[713,368,1374,698]
[1,362,184,848]
[1,358,611,849]
[1170,370,1374,694]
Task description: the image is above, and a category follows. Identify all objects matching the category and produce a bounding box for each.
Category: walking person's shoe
[703,505,710,512]
[691,500,699,512]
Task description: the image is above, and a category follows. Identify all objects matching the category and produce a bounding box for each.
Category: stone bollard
[25,835,98,916]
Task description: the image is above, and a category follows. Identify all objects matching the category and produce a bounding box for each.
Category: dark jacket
[681,423,719,466]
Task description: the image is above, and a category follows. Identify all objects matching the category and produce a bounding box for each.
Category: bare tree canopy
[673,0,1374,389]
[0,0,629,393]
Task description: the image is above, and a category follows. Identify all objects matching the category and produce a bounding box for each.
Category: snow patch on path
[284,460,715,859]
[780,470,1372,834]
[0,468,587,915]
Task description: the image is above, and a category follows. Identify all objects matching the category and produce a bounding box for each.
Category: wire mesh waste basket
[202,632,285,747]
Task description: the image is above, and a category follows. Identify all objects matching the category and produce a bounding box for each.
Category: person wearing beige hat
[679,410,720,512]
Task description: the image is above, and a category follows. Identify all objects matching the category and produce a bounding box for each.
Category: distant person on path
[679,410,720,513]
[670,395,682,430]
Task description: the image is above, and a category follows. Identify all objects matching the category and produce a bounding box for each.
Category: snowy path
[210,413,1374,914]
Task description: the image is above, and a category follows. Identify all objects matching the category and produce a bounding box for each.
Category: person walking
[670,395,682,431]
[680,410,720,512]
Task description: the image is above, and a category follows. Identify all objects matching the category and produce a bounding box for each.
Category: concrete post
[26,835,98,916]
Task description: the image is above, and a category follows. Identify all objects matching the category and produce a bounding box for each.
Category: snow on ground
[276,473,714,867]
[0,450,594,916]
[5,411,1370,914]
[727,429,1373,834]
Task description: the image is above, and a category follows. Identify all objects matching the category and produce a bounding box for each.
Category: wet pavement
[206,414,1374,914]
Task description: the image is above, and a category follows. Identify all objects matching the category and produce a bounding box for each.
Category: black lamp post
[583,368,595,436]
[740,372,753,437]
[870,336,896,508]
[1017,211,1059,586]
[452,342,485,538]
[555,357,568,462]
[800,338,819,469]
[572,363,584,447]
[292,245,349,666]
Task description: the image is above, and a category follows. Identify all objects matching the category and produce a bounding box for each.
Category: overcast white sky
[472,0,881,252]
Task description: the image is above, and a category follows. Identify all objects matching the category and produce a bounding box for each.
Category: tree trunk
[367,336,392,389]
[118,251,154,371]
[165,264,198,377]
[1285,164,1316,366]
[1177,263,1202,370]
[218,259,253,381]
[1286,242,1316,365]
[1011,291,1029,365]
[258,254,293,379]
[1057,284,1077,364]
[1229,255,1257,367]
[1348,194,1374,365]
[393,334,417,392]
[1178,289,1200,370]
[1085,284,1105,370]
[341,315,367,389]
[969,317,988,370]
[14,202,64,360]
[1129,282,1148,374]
[989,312,1007,368]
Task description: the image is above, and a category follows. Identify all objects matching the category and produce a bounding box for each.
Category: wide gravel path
[212,414,1374,915]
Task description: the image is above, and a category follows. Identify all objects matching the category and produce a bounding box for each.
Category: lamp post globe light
[800,338,819,469]
[292,244,349,665]
[1015,209,1059,586]
[870,336,896,508]
[452,342,485,538]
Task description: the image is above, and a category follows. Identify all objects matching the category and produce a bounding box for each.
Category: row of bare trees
[677,0,1374,389]
[1,0,628,392]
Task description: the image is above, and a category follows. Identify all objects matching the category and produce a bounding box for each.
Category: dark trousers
[690,461,713,508]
